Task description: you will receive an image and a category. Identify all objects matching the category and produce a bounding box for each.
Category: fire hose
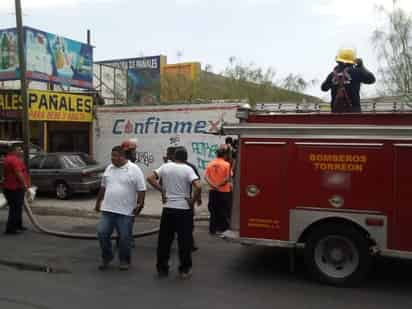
[23,196,160,239]
[3,189,206,240]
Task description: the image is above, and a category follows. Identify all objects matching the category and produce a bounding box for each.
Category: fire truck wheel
[304,224,371,287]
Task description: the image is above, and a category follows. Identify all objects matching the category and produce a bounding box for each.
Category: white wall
[93,103,239,179]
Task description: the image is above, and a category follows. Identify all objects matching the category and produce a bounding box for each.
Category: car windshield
[61,155,88,169]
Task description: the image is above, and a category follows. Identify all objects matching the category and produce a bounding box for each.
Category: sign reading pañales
[0,89,93,122]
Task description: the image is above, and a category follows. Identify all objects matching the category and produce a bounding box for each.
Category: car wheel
[304,223,371,287]
[55,182,71,200]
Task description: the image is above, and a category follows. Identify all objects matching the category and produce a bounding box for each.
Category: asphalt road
[1,213,412,309]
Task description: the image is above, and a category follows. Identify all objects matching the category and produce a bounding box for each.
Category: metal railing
[255,95,412,114]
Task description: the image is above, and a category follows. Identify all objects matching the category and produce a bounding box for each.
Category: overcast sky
[1,0,411,99]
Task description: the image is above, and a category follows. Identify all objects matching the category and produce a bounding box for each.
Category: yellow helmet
[336,48,356,64]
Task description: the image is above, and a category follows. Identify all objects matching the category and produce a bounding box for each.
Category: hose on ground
[23,198,160,240]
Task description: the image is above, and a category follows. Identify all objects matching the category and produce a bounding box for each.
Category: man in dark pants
[174,146,202,252]
[147,147,201,279]
[3,144,30,234]
[204,146,232,235]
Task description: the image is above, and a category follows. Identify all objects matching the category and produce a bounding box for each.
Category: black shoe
[4,229,20,235]
[157,270,169,278]
[191,246,199,252]
[18,226,28,231]
[157,265,169,278]
[179,269,192,280]
[98,257,113,271]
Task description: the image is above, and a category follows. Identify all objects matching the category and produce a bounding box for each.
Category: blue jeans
[97,211,134,264]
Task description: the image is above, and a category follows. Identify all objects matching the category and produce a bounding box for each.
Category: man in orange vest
[204,145,232,235]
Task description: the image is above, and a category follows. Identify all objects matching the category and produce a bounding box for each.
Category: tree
[372,0,412,95]
[280,73,318,93]
[221,56,276,106]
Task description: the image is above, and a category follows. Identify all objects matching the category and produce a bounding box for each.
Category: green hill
[194,71,321,103]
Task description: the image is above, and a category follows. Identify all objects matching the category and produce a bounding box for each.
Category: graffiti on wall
[169,135,181,146]
[136,151,155,167]
[192,142,218,170]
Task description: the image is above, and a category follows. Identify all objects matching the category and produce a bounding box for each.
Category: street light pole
[15,0,30,171]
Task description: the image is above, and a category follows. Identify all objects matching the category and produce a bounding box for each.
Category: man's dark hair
[225,137,233,145]
[166,146,176,161]
[216,148,226,158]
[175,146,188,162]
[112,145,126,157]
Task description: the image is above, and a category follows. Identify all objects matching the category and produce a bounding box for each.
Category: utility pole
[15,0,30,171]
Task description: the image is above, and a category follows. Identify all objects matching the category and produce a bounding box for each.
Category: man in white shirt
[147,147,201,279]
[95,146,146,271]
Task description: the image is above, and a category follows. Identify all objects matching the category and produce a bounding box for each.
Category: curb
[30,206,210,221]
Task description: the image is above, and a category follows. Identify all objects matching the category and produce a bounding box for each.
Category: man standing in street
[174,146,202,252]
[147,147,201,279]
[121,138,138,164]
[204,145,232,235]
[121,138,140,248]
[95,146,146,271]
[3,144,30,234]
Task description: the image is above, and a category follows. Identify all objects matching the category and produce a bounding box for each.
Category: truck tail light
[365,218,384,227]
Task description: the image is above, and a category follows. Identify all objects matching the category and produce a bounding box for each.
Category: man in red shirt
[3,144,30,234]
[204,145,232,235]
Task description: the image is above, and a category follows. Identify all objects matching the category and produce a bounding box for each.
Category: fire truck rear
[222,102,412,286]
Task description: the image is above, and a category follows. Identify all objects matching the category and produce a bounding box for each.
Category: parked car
[29,152,105,199]
[0,140,43,184]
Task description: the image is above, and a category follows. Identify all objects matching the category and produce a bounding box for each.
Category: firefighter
[321,48,376,113]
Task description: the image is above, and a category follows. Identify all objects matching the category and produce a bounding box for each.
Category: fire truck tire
[304,223,371,287]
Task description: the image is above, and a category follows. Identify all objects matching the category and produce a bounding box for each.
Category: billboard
[162,62,200,80]
[95,55,166,105]
[0,27,93,89]
[0,28,19,81]
[161,62,201,102]
[0,89,93,122]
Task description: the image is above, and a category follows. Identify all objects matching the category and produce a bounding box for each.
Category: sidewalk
[28,189,210,219]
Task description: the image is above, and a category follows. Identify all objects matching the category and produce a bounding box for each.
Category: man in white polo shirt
[147,147,201,279]
[95,146,146,271]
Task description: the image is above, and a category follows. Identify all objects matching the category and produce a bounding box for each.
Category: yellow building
[161,62,201,102]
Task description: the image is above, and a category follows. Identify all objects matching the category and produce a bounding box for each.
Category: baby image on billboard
[25,27,93,89]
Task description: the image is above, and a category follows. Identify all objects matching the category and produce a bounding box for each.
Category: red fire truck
[222,103,412,286]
